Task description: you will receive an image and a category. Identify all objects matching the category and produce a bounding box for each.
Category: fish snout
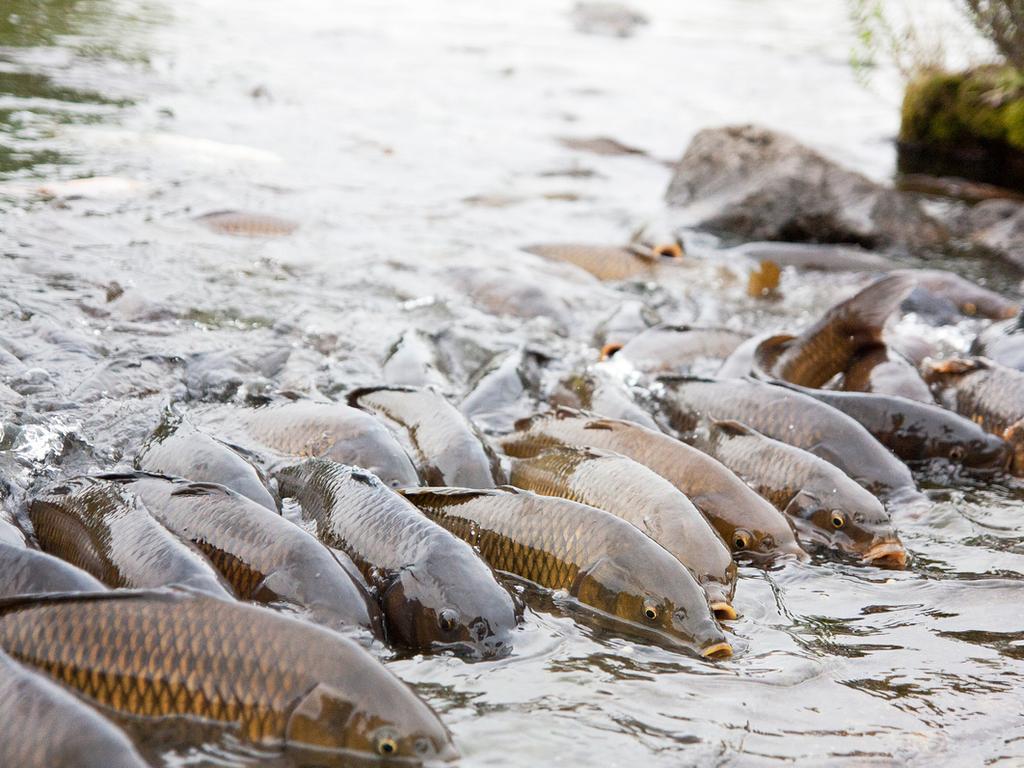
[710,601,738,621]
[861,539,908,569]
[700,641,733,660]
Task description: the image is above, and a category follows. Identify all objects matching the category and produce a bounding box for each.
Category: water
[2,0,1024,765]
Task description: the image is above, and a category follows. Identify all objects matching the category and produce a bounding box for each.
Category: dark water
[2,1,1024,765]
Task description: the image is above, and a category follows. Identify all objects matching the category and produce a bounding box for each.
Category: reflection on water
[1,0,1024,765]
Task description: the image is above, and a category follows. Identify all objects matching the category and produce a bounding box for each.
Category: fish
[195,400,420,489]
[923,357,1024,474]
[839,345,934,402]
[656,377,924,505]
[971,311,1024,370]
[892,268,1020,320]
[276,459,520,657]
[348,386,504,487]
[0,589,458,762]
[523,243,681,281]
[501,407,805,561]
[383,329,450,389]
[729,242,898,272]
[136,417,279,511]
[508,445,738,618]
[691,419,906,567]
[775,383,1009,471]
[764,274,916,387]
[104,473,382,636]
[402,486,731,659]
[0,649,148,768]
[0,542,106,598]
[549,369,660,430]
[593,300,661,352]
[460,347,550,432]
[601,325,751,374]
[28,477,233,597]
[195,210,298,237]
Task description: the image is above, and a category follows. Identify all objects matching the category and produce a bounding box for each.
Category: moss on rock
[899,66,1024,190]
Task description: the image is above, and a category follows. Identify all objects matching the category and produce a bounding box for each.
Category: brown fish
[923,357,1024,474]
[730,242,898,272]
[501,407,805,561]
[105,473,382,636]
[0,590,457,762]
[839,345,934,402]
[657,377,924,506]
[0,542,106,598]
[971,311,1024,370]
[402,486,731,658]
[550,369,660,430]
[196,210,298,237]
[276,459,520,657]
[29,477,233,597]
[524,243,682,281]
[767,274,915,387]
[691,419,905,567]
[601,325,751,375]
[777,383,1009,471]
[383,329,450,389]
[195,400,420,488]
[136,417,279,511]
[893,268,1020,320]
[0,649,148,768]
[508,445,738,618]
[348,386,503,488]
[593,300,661,351]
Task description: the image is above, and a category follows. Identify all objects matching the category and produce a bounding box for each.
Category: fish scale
[277,459,519,656]
[29,478,231,597]
[403,487,730,657]
[502,408,804,559]
[508,446,737,609]
[106,474,380,635]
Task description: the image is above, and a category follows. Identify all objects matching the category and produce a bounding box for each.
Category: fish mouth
[700,641,733,660]
[861,540,907,569]
[599,342,623,360]
[710,602,738,621]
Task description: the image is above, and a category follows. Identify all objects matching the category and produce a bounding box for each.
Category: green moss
[900,66,1024,151]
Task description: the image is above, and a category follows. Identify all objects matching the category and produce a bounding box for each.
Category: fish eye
[643,602,659,621]
[438,609,458,633]
[376,736,398,756]
[830,511,846,529]
[732,529,752,551]
[949,445,965,461]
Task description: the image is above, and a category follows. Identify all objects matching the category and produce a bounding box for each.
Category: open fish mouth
[862,540,908,569]
[700,641,733,660]
[710,602,738,621]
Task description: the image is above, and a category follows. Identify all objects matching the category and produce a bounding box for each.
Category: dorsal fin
[711,418,756,437]
[346,385,422,408]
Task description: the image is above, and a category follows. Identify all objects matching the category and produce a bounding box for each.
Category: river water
[2,1,1023,765]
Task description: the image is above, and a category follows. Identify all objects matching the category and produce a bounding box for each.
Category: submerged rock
[665,124,947,251]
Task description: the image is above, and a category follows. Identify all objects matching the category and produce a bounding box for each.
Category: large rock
[966,199,1024,269]
[665,125,948,250]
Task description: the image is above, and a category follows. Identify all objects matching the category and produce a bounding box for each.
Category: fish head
[786,488,906,568]
[286,681,459,763]
[381,556,519,660]
[957,431,1012,472]
[725,519,808,563]
[575,555,732,659]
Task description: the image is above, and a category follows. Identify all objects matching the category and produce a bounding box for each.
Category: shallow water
[2,1,1024,765]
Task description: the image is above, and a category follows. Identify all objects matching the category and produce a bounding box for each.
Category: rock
[967,199,1024,269]
[665,125,947,251]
